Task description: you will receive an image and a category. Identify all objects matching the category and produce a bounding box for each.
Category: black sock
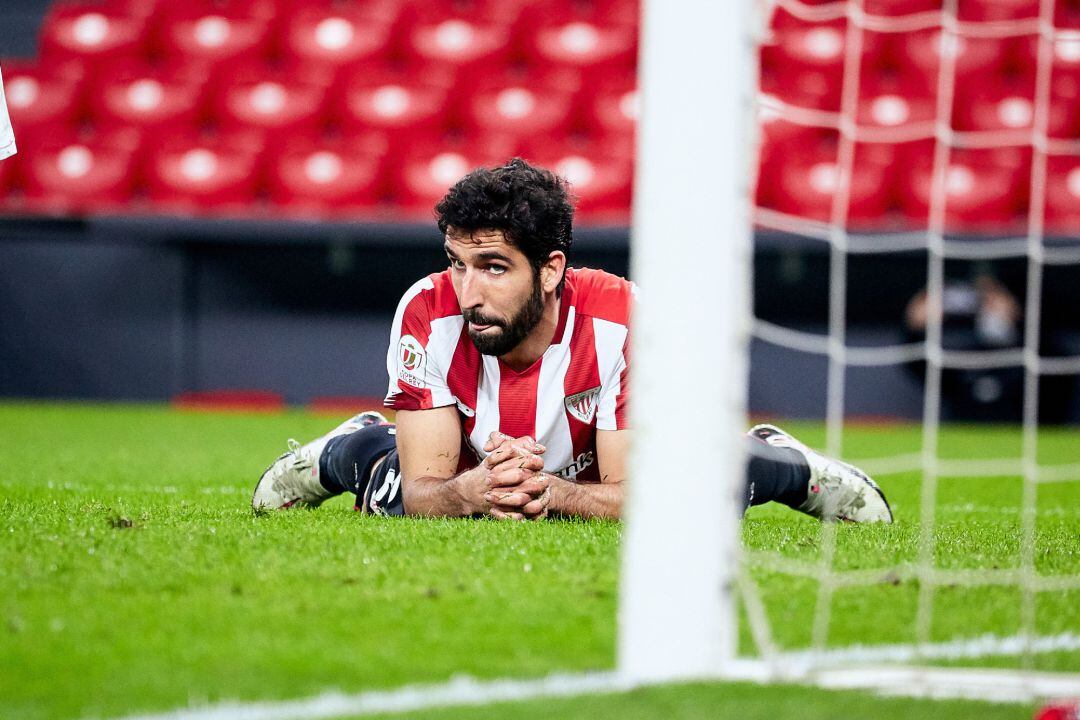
[318,424,398,497]
[743,434,811,512]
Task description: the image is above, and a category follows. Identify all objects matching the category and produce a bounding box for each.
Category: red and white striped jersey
[0,65,16,161]
[385,267,634,483]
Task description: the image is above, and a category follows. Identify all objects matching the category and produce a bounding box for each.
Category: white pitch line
[808,665,1080,705]
[104,634,1080,720]
[771,631,1080,669]
[106,673,630,720]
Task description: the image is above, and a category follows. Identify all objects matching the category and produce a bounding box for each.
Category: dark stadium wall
[0,219,630,406]
[3,0,49,58]
[2,219,1079,421]
[0,240,183,400]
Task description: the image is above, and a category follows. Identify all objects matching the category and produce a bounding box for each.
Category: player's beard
[463,276,545,357]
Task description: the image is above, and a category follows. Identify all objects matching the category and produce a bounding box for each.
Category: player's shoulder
[397,270,461,322]
[566,267,636,326]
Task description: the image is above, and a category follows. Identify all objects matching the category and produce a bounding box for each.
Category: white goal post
[619,0,756,682]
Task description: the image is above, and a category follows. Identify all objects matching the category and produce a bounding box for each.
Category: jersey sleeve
[0,66,16,161]
[593,313,632,431]
[384,276,455,411]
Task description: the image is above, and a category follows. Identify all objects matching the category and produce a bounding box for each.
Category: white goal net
[622,0,1080,701]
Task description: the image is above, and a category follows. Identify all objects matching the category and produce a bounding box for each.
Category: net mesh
[744,0,1080,670]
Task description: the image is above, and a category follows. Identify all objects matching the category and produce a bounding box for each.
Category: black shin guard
[318,424,398,498]
[743,434,811,512]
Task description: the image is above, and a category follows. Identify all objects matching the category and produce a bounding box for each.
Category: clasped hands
[473,431,553,521]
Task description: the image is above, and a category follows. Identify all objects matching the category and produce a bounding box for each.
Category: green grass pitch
[1,402,1078,720]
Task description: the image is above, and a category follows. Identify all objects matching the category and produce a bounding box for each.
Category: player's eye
[449,258,465,271]
[487,265,507,276]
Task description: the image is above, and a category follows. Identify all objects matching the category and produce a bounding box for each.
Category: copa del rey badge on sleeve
[0,64,16,161]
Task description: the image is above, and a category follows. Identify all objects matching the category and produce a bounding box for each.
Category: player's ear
[540,251,566,294]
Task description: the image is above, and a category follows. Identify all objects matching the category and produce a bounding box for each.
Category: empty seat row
[757,131,1080,233]
[762,24,1080,131]
[8,116,1079,233]
[0,129,632,222]
[7,0,1080,232]
[772,1,1080,27]
[4,58,637,138]
[39,0,638,75]
[765,74,1080,138]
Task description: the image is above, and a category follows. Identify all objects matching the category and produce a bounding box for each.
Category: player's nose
[458,267,485,309]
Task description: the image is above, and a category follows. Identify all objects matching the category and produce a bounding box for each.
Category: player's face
[445,229,545,357]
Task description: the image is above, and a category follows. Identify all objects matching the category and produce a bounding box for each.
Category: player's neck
[499,292,562,372]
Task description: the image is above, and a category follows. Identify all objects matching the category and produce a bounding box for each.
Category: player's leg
[742,433,810,510]
[357,448,406,516]
[318,421,398,504]
[744,425,893,523]
[251,411,393,510]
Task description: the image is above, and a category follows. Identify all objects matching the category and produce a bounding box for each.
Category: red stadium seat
[400,0,528,26]
[758,105,831,147]
[280,6,397,73]
[1059,1,1080,28]
[102,0,164,19]
[402,17,515,72]
[1045,155,1080,233]
[144,132,264,215]
[856,77,936,130]
[597,133,634,163]
[583,70,637,137]
[898,145,1027,232]
[334,66,455,135]
[155,0,277,23]
[521,149,632,223]
[39,3,150,66]
[1017,32,1080,75]
[155,7,273,69]
[894,30,1008,95]
[87,59,208,134]
[459,67,579,136]
[266,135,388,218]
[770,1,939,29]
[953,78,1035,133]
[862,0,941,15]
[516,0,638,29]
[21,129,142,215]
[766,141,895,229]
[515,0,636,71]
[522,20,636,71]
[212,68,330,135]
[957,0,1038,21]
[755,121,831,212]
[761,21,889,112]
[1,60,85,145]
[390,138,518,218]
[1050,73,1080,139]
[1017,33,1080,138]
[954,68,1079,138]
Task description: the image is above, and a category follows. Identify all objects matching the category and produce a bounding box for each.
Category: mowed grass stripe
[0,402,1077,720]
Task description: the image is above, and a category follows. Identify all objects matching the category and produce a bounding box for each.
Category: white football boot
[252,411,388,511]
[748,424,893,523]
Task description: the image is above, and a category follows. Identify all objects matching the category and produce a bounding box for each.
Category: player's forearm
[401,469,482,517]
[546,474,624,520]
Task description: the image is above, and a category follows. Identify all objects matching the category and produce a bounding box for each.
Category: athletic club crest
[564,386,601,424]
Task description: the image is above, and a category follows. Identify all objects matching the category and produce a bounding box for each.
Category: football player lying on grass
[253,159,892,524]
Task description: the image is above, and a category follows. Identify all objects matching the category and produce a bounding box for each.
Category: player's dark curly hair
[436,158,574,295]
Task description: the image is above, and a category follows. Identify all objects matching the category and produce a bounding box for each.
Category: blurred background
[1,0,1078,421]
